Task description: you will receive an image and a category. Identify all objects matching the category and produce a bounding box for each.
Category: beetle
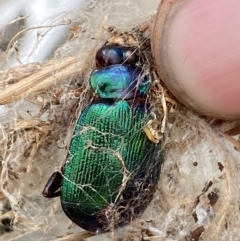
[42,45,163,232]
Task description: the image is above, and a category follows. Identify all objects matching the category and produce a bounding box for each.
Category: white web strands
[1,0,240,240]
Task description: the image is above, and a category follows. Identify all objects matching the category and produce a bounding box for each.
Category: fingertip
[152,0,240,119]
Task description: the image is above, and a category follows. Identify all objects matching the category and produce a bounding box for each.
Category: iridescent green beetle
[42,45,163,232]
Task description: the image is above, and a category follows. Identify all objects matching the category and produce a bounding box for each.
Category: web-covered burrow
[0,1,240,241]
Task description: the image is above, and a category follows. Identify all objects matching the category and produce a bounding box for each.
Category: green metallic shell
[90,65,150,99]
[61,100,162,231]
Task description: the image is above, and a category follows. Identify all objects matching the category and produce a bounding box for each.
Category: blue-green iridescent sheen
[90,65,150,99]
[61,100,161,231]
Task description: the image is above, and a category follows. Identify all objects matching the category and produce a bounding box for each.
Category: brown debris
[208,192,219,207]
[189,226,205,241]
[0,57,82,105]
[218,162,224,172]
[137,22,149,32]
[69,25,85,40]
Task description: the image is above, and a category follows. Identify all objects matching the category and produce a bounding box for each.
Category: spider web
[1,0,240,240]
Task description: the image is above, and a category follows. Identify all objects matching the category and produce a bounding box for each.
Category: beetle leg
[42,171,62,198]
